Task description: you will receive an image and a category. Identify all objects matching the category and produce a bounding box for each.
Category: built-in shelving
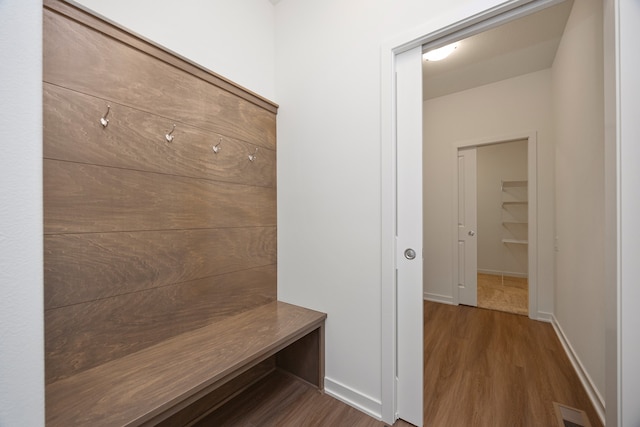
[501,180,528,190]
[501,238,528,244]
[501,180,528,247]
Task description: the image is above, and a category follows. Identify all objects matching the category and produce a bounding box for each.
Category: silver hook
[248,147,258,162]
[212,138,222,154]
[100,105,110,128]
[165,124,176,142]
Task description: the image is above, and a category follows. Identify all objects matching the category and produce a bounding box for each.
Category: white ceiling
[422,0,573,100]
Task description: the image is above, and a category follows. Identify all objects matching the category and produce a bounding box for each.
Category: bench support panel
[156,358,276,427]
[277,325,325,389]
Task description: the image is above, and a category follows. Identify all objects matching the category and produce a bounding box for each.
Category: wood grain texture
[44,84,276,188]
[41,2,309,424]
[44,159,276,234]
[45,302,326,427]
[157,358,276,427]
[424,301,603,427]
[43,0,277,114]
[477,273,528,316]
[46,265,277,383]
[196,371,397,427]
[44,9,276,150]
[187,302,601,427]
[276,327,323,388]
[45,227,276,309]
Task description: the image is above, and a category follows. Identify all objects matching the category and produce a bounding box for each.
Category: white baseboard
[477,268,528,278]
[536,311,553,322]
[324,377,382,421]
[550,315,605,425]
[423,292,455,305]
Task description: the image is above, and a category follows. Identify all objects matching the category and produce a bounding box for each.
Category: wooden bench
[42,2,319,426]
[45,301,326,426]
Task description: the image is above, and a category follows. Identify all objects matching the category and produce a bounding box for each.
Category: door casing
[451,133,538,317]
[380,1,560,423]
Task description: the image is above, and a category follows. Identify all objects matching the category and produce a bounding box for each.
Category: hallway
[423,300,601,426]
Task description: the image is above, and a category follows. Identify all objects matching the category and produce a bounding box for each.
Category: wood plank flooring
[198,301,602,427]
[424,300,602,427]
[194,370,410,427]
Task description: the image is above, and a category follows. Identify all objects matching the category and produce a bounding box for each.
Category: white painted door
[457,147,478,306]
[395,46,423,427]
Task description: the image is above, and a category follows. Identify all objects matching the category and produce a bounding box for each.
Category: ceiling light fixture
[423,42,459,61]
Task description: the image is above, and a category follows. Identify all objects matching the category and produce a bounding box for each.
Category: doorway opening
[416,0,604,424]
[382,0,612,424]
[421,0,569,321]
[452,134,538,318]
[461,139,531,316]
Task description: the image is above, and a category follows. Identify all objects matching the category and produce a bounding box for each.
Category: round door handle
[404,248,416,260]
[468,230,476,237]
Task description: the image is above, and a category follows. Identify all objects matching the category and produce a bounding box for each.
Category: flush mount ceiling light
[423,42,459,61]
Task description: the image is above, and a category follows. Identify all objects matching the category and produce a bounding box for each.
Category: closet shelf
[502,238,528,245]
[501,179,528,246]
[501,180,528,191]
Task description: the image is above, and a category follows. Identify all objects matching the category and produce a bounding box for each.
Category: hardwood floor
[194,370,409,427]
[477,273,528,316]
[196,301,602,427]
[424,300,602,427]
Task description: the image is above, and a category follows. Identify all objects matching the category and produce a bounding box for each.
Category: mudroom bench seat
[45,301,326,427]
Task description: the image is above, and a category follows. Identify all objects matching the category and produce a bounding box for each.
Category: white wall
[0,1,44,426]
[74,0,277,101]
[422,70,555,314]
[477,140,528,277]
[7,0,640,424]
[552,0,605,407]
[273,0,532,417]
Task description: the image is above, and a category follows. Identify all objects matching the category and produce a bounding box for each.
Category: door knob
[468,230,476,236]
[404,248,416,260]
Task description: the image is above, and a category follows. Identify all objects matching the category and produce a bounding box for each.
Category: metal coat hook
[100,105,111,128]
[212,138,222,154]
[165,124,176,142]
[248,147,258,162]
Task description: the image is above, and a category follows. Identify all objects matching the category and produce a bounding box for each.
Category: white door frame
[380,0,569,423]
[451,133,538,318]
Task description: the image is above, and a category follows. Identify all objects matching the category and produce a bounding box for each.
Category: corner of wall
[550,315,606,424]
[0,1,45,425]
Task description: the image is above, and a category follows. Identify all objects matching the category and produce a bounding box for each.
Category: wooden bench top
[45,301,326,426]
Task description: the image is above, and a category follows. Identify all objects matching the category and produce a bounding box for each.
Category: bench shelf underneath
[46,301,326,427]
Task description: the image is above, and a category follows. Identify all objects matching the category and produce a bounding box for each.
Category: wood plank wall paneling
[44,84,276,188]
[43,0,278,385]
[42,0,278,115]
[46,265,277,383]
[43,9,276,151]
[44,159,276,233]
[44,227,276,309]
